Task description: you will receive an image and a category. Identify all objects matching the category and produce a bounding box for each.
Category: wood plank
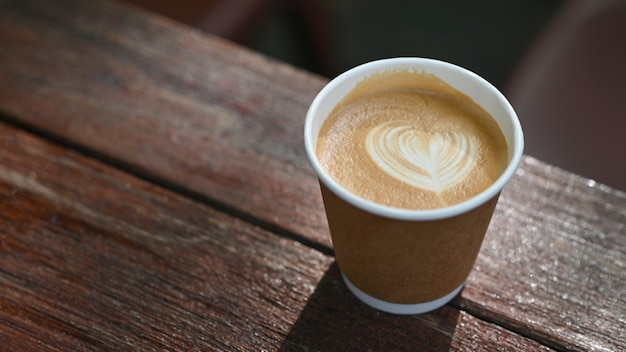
[0,122,330,350]
[455,157,626,352]
[0,0,624,351]
[0,0,330,247]
[0,122,553,350]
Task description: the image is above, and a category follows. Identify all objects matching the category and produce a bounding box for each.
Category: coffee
[306,58,524,313]
[316,69,508,210]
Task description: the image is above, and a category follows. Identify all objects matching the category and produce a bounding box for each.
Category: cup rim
[304,57,524,221]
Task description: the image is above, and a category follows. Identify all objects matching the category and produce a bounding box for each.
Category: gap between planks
[0,112,334,258]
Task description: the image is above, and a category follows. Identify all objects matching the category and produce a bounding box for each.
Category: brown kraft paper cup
[322,183,499,304]
[304,58,524,314]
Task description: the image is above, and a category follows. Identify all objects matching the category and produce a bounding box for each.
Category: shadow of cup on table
[279,262,461,352]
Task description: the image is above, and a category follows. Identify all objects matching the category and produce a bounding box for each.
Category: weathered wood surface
[0,122,554,351]
[458,158,626,352]
[0,122,330,351]
[0,0,624,351]
[0,0,330,250]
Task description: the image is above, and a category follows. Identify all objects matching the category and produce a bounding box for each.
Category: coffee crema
[316,69,508,210]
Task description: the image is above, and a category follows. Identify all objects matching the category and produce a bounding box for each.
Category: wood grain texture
[0,123,331,351]
[1,0,624,351]
[0,123,553,351]
[456,157,626,352]
[0,0,330,247]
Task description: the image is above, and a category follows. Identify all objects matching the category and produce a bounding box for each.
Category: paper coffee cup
[304,58,524,314]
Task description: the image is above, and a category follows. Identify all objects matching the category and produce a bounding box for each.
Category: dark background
[124,0,564,88]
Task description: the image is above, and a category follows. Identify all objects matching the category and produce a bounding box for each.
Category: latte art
[316,69,508,210]
[366,123,477,193]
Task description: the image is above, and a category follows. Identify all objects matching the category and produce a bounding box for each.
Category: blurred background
[123,0,626,191]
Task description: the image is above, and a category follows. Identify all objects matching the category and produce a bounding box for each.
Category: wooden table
[1,0,624,350]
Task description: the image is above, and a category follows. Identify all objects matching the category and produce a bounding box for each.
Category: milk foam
[366,122,478,193]
[316,69,508,210]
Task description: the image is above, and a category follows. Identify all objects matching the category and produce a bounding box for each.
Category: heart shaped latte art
[366,122,478,192]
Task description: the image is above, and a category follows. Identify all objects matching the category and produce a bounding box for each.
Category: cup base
[341,273,464,315]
